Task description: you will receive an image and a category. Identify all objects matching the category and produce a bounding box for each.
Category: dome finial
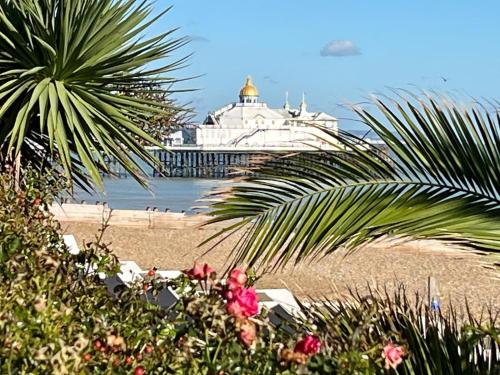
[239,75,259,103]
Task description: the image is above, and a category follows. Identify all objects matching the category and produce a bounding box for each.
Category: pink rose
[184,261,215,280]
[184,261,204,280]
[226,299,244,317]
[226,287,259,318]
[224,290,234,300]
[382,342,405,370]
[238,319,257,347]
[294,335,321,356]
[227,268,248,290]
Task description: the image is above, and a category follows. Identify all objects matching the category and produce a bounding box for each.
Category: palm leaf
[301,286,499,374]
[0,0,189,190]
[204,94,500,269]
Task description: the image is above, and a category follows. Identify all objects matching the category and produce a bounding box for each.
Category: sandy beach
[61,219,500,318]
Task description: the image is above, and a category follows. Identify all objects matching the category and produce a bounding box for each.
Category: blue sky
[152,0,500,129]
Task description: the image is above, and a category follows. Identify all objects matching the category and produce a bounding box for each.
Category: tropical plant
[0,0,188,189]
[205,94,500,268]
[118,81,192,146]
[304,287,499,374]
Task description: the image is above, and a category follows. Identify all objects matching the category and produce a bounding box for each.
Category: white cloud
[320,40,361,57]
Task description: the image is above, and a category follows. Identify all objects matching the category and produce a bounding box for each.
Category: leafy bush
[0,169,169,373]
[0,170,498,374]
[0,169,306,374]
[303,288,499,374]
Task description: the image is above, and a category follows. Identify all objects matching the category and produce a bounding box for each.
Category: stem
[212,337,223,364]
[204,329,211,364]
[13,151,21,192]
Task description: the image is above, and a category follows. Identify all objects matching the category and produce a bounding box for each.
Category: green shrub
[0,169,169,373]
[0,169,498,374]
[303,288,499,374]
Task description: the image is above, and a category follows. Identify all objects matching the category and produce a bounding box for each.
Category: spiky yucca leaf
[205,95,500,268]
[302,287,499,374]
[0,0,188,189]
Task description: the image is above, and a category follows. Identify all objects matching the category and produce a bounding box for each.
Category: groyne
[50,203,218,229]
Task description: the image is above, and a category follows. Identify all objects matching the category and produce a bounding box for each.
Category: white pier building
[196,77,338,150]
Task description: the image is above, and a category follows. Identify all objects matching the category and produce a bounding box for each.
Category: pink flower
[224,290,234,300]
[203,263,215,278]
[294,335,321,356]
[184,261,215,280]
[227,268,248,290]
[382,342,405,370]
[226,287,259,318]
[238,319,257,347]
[184,262,204,280]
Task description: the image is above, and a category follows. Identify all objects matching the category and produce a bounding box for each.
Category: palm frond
[0,0,189,189]
[205,94,500,269]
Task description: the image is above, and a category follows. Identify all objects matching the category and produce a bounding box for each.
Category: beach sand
[61,221,499,317]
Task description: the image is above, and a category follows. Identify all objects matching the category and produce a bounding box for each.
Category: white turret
[299,92,307,114]
[283,91,290,110]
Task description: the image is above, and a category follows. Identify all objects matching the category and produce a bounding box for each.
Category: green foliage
[0,170,497,374]
[0,169,169,373]
[0,169,295,374]
[118,82,193,145]
[303,288,499,374]
[0,0,189,189]
[204,94,500,268]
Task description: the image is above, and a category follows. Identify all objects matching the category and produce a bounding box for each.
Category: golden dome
[239,76,259,97]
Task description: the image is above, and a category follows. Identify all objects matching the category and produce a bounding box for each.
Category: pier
[152,146,291,178]
[150,145,334,178]
[101,143,389,179]
[149,143,389,178]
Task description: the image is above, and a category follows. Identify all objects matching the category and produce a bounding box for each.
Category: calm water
[72,137,387,212]
[73,178,226,213]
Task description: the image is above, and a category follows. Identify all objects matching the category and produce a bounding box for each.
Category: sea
[73,177,226,213]
[72,130,381,213]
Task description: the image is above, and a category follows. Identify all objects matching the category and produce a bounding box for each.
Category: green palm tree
[0,0,188,189]
[205,94,500,268]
